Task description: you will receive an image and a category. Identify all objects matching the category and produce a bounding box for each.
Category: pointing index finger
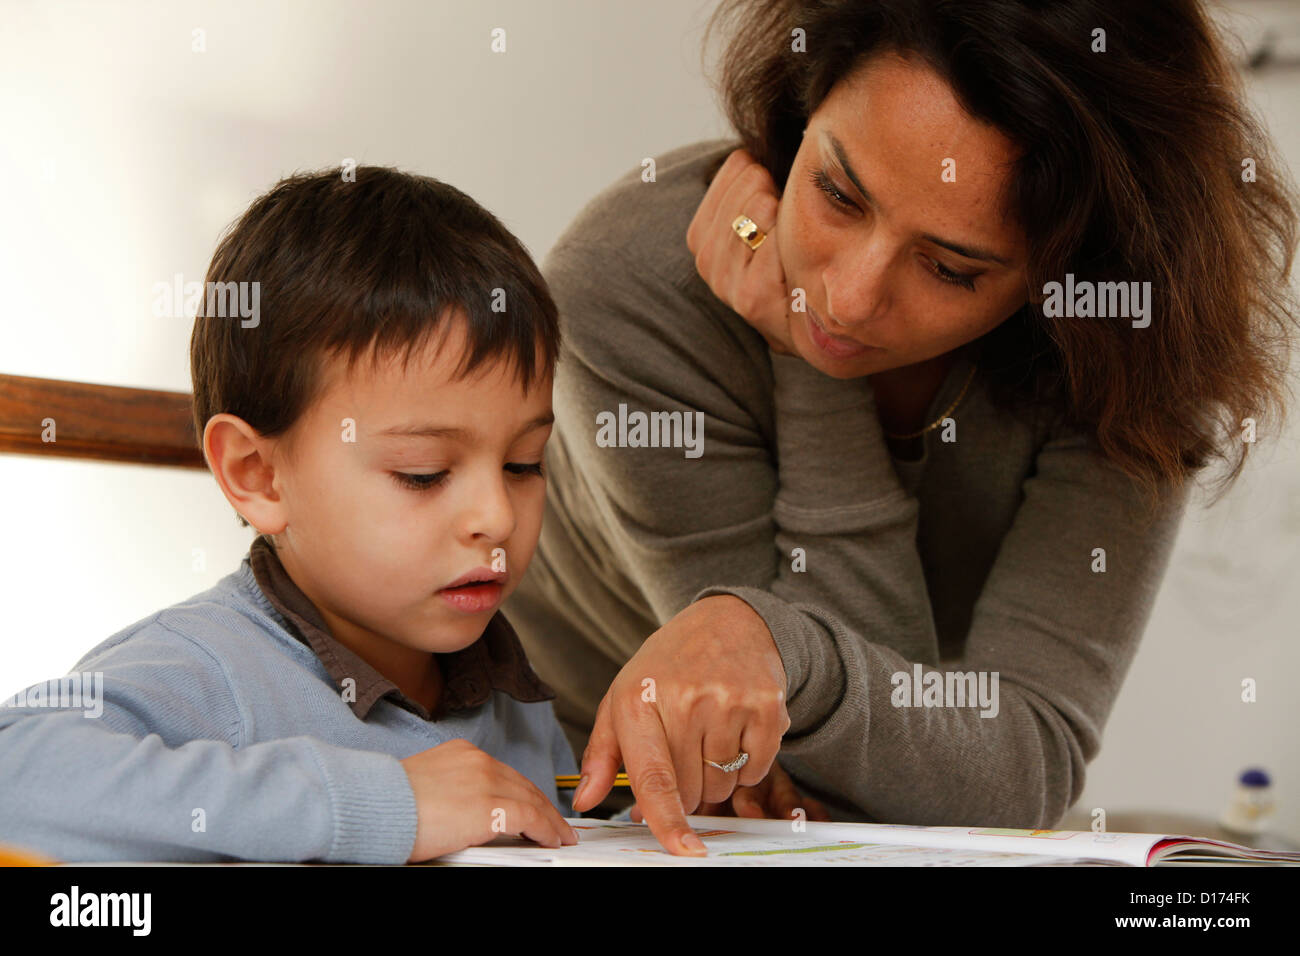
[619,700,707,857]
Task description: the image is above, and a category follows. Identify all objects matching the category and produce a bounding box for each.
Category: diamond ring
[704,752,750,773]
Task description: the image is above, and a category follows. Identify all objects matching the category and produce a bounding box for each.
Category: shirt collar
[247,534,555,721]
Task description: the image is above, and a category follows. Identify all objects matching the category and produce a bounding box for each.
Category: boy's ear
[203,414,287,534]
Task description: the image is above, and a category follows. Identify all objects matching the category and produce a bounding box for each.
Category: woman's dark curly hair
[705,0,1299,510]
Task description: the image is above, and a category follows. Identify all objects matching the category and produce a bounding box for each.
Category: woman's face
[776,53,1030,378]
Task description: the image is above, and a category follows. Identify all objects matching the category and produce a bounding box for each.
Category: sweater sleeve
[545,236,1190,829]
[0,622,417,863]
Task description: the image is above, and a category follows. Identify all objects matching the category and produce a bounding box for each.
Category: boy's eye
[392,463,542,492]
[392,471,447,492]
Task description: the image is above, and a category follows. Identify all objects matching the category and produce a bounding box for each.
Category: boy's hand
[400,738,578,862]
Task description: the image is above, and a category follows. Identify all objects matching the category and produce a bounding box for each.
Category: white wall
[2,0,1296,840]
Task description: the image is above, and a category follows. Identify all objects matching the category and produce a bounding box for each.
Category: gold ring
[731,214,767,251]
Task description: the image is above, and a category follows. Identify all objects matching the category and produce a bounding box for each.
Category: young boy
[0,166,580,863]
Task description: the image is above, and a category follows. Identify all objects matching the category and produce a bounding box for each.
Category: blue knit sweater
[0,554,577,863]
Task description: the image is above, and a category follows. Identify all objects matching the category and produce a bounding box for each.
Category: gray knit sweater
[505,138,1190,828]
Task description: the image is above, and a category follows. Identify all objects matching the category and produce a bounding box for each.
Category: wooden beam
[0,373,206,469]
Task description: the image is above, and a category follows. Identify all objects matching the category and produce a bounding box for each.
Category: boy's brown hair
[189,165,560,528]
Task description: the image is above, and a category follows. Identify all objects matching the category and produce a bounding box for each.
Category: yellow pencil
[0,843,55,865]
[555,773,631,789]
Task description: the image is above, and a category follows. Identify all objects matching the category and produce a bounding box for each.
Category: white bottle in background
[1219,768,1275,837]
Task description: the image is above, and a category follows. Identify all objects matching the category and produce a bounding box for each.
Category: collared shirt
[248,534,554,722]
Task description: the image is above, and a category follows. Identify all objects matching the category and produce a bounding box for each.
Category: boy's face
[265,316,553,660]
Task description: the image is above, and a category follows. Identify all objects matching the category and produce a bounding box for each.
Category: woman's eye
[392,471,447,492]
[925,257,978,292]
[809,167,856,211]
[808,163,980,292]
[505,462,544,478]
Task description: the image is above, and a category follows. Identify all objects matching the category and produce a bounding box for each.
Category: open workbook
[435,815,1300,867]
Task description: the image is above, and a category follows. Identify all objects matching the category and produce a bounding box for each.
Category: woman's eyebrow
[826,132,875,207]
[825,131,1013,267]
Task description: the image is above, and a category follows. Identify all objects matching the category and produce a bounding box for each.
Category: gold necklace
[882,361,979,440]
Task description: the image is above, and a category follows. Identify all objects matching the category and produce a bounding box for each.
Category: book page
[434,817,1137,867]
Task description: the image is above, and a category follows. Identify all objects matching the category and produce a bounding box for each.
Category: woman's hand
[629,758,832,823]
[686,148,796,355]
[572,594,791,855]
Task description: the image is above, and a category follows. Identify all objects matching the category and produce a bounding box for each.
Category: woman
[505,0,1299,855]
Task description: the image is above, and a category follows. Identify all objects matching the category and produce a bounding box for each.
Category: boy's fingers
[490,760,580,843]
[510,798,578,849]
